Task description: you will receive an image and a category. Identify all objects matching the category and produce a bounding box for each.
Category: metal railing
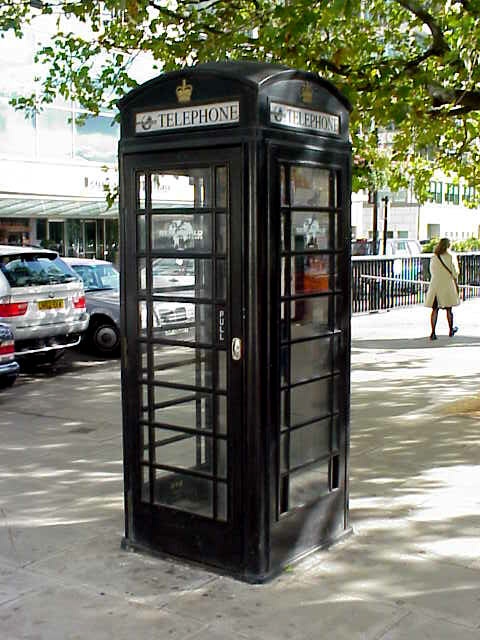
[351,253,480,314]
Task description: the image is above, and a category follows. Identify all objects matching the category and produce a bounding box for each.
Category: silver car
[63,257,121,356]
[65,257,196,356]
[0,245,89,363]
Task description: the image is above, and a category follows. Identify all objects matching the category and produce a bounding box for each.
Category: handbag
[438,254,460,295]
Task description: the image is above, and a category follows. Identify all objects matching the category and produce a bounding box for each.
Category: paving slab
[1,302,480,639]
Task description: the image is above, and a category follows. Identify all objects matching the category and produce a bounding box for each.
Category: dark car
[0,322,20,388]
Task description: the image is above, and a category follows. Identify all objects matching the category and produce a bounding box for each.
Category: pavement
[1,300,480,639]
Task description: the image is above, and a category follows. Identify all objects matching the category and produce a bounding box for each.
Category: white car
[0,245,89,363]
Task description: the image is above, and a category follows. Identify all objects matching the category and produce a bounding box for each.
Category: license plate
[38,299,64,310]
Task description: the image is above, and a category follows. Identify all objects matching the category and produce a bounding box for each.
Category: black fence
[352,252,480,314]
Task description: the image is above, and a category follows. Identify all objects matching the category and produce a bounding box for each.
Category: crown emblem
[300,82,313,104]
[176,78,193,104]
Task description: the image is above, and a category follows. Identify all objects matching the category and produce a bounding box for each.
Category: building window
[428,181,442,204]
[37,108,74,160]
[427,224,440,239]
[397,230,408,238]
[463,185,476,203]
[445,183,459,205]
[0,97,36,158]
[74,114,119,163]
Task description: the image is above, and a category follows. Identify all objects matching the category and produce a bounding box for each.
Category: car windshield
[0,254,80,287]
[71,263,119,291]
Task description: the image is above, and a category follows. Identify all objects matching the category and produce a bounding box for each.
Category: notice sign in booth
[118,61,352,582]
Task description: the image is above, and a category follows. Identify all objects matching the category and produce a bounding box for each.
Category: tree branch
[395,0,450,55]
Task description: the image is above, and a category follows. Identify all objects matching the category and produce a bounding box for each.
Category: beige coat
[425,251,460,308]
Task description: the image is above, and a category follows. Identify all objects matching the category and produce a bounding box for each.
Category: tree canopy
[2,0,480,200]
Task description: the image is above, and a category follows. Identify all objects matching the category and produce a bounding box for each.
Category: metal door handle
[231,337,242,361]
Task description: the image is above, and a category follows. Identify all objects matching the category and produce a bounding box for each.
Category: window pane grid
[277,161,340,517]
[137,163,230,521]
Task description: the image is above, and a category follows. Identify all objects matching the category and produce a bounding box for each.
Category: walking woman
[425,238,460,340]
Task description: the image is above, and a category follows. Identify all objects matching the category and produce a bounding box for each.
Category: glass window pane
[151,213,211,252]
[334,255,342,290]
[137,174,146,209]
[65,220,83,257]
[105,219,119,265]
[288,255,331,296]
[141,465,150,503]
[217,482,227,521]
[281,418,331,471]
[289,459,329,509]
[151,344,214,389]
[142,425,149,463]
[153,388,213,432]
[140,342,148,378]
[152,302,211,344]
[289,378,330,427]
[151,169,211,209]
[152,427,215,475]
[217,395,227,434]
[288,336,332,385]
[216,213,227,254]
[0,98,35,158]
[291,212,330,251]
[332,416,339,451]
[334,295,344,330]
[137,215,146,252]
[287,418,331,470]
[138,258,147,291]
[280,165,287,206]
[0,33,36,97]
[281,213,287,253]
[75,114,118,162]
[216,259,226,300]
[152,257,212,299]
[291,167,330,207]
[153,469,213,518]
[138,300,147,337]
[37,108,73,160]
[215,166,227,207]
[284,297,330,339]
[140,384,148,420]
[217,351,226,390]
[217,439,227,479]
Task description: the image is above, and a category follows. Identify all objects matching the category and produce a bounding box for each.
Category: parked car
[0,245,89,364]
[152,257,195,293]
[0,322,20,388]
[63,257,121,356]
[65,257,196,356]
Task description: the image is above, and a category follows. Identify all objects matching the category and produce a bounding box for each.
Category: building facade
[351,175,480,244]
[0,21,119,261]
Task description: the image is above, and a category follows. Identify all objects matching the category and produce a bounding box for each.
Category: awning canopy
[0,195,118,219]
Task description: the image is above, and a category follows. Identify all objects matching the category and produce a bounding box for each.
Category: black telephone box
[118,61,352,582]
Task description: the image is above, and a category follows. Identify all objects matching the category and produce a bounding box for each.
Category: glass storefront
[34,218,119,264]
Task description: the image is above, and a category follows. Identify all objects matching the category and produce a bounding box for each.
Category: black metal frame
[118,61,352,582]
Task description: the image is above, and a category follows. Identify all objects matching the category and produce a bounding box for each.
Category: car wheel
[89,319,120,356]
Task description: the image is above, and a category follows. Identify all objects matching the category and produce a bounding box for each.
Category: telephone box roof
[118,60,351,112]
